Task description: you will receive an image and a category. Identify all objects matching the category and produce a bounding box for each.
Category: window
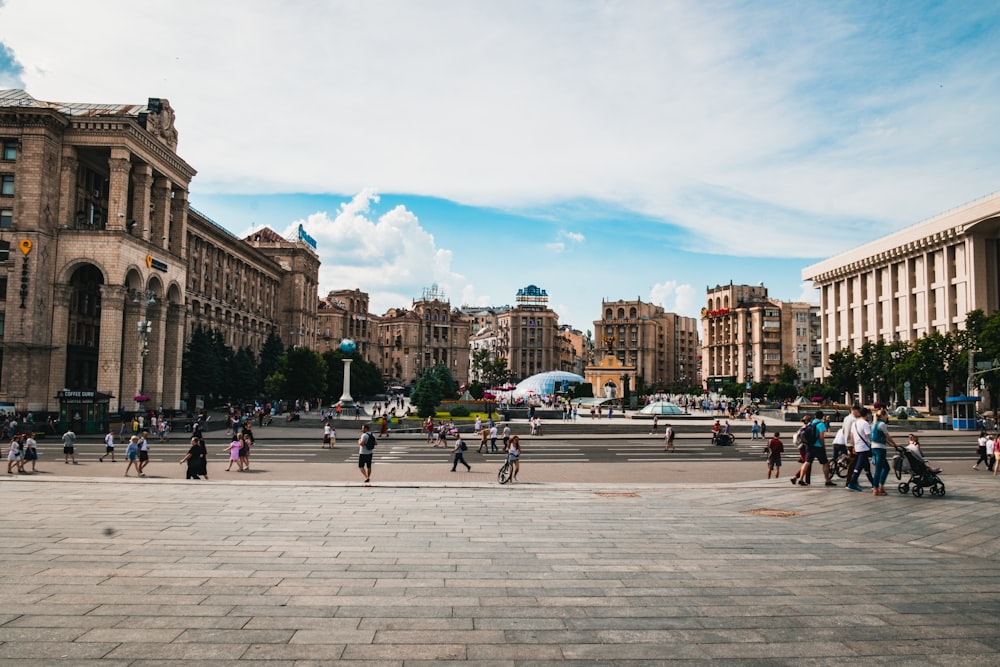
[0,275,6,301]
[0,209,10,228]
[1,141,15,161]
[0,240,8,261]
[0,175,12,196]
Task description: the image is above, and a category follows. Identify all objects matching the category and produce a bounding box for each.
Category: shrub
[449,405,470,417]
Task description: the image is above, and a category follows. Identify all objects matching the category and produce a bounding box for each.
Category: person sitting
[905,434,941,474]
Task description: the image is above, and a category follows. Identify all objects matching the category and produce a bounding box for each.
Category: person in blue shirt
[794,410,836,487]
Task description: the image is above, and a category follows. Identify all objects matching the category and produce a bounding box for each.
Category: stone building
[802,192,1000,378]
[496,285,561,382]
[376,285,471,387]
[317,289,376,359]
[700,283,818,391]
[593,299,700,389]
[0,90,318,420]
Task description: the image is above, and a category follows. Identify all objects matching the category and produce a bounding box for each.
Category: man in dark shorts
[62,427,78,464]
[358,423,376,486]
[795,410,835,487]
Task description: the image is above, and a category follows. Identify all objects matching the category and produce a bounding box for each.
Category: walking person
[224,435,242,472]
[489,423,498,452]
[789,416,811,485]
[974,430,989,470]
[22,432,37,472]
[478,427,488,454]
[751,420,760,440]
[451,435,471,472]
[123,436,140,477]
[322,420,334,448]
[663,423,676,452]
[501,424,510,452]
[649,415,659,435]
[179,436,206,480]
[846,407,872,492]
[239,432,252,471]
[62,427,78,465]
[794,411,835,487]
[358,423,376,486]
[766,431,784,479]
[6,435,23,474]
[100,428,116,462]
[137,430,150,477]
[505,435,521,482]
[870,408,897,496]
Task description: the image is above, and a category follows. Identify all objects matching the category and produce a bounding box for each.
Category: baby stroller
[892,445,945,497]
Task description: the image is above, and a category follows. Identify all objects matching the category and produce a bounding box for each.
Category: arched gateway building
[0,90,318,422]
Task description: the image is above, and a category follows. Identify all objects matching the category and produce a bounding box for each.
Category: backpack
[800,420,819,447]
[363,432,377,450]
[459,440,468,452]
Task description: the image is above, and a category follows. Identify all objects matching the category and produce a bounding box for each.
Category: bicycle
[498,458,515,484]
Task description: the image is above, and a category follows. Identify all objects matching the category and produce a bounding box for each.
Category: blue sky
[1,1,999,330]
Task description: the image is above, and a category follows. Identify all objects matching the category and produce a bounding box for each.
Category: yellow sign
[18,239,31,255]
[145,254,153,268]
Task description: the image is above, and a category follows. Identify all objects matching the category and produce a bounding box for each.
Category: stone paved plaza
[0,475,998,665]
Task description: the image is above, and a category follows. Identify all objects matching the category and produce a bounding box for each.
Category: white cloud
[563,231,585,244]
[265,190,477,315]
[545,242,566,253]
[796,281,820,304]
[649,281,699,319]
[2,1,997,258]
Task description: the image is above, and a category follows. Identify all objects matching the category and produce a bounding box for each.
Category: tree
[572,383,594,399]
[259,330,284,386]
[471,349,510,389]
[827,348,859,399]
[183,326,224,405]
[283,348,327,402]
[777,364,799,386]
[228,347,260,402]
[430,364,458,400]
[321,349,384,401]
[410,368,444,418]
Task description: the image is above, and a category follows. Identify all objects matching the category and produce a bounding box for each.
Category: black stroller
[892,445,946,497]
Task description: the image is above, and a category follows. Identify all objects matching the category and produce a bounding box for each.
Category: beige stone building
[701,283,818,391]
[317,289,377,360]
[496,285,561,381]
[0,90,318,422]
[593,299,700,389]
[376,285,471,387]
[803,192,1000,377]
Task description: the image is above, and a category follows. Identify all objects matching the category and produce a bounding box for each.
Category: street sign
[976,361,993,370]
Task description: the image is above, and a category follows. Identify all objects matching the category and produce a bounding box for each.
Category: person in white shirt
[974,430,990,470]
[846,407,872,492]
[100,428,116,462]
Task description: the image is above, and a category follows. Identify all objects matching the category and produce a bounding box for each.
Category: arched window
[617,308,625,319]
[605,308,612,319]
[629,307,637,319]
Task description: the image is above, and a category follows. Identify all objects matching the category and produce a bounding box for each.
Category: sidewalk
[0,474,997,664]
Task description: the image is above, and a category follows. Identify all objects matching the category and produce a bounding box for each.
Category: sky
[1,0,998,331]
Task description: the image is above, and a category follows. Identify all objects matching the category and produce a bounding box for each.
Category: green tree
[321,349,384,401]
[410,367,443,418]
[228,347,260,402]
[283,348,327,402]
[259,330,284,388]
[471,349,510,389]
[430,364,458,400]
[767,382,798,402]
[827,348,859,399]
[571,382,594,399]
[777,364,799,385]
[182,326,225,404]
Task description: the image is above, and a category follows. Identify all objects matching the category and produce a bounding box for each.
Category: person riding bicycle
[505,435,521,482]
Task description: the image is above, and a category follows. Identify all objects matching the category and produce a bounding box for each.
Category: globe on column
[339,338,356,355]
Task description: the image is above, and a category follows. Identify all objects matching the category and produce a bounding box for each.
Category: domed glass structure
[512,371,585,398]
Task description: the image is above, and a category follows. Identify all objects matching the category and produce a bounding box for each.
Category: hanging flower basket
[134,395,151,403]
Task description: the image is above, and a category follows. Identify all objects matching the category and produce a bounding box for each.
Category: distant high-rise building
[496,285,561,381]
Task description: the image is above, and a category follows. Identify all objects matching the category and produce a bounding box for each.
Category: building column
[169,188,188,258]
[106,148,131,232]
[57,147,78,228]
[143,303,168,409]
[161,302,185,410]
[150,177,172,252]
[97,285,127,413]
[46,284,73,405]
[130,164,153,241]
